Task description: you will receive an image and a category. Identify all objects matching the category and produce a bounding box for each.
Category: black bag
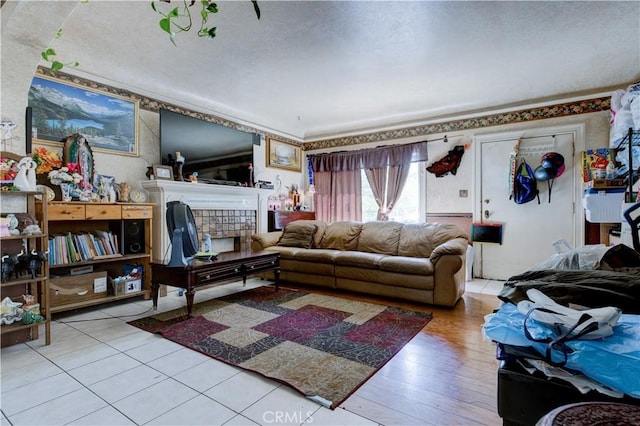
[513,158,540,204]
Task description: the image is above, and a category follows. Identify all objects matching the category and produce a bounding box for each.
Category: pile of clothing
[484,268,640,399]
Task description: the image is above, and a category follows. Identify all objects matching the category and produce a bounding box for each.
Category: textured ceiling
[42,1,640,141]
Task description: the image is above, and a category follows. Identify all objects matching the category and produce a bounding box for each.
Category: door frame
[472,123,586,278]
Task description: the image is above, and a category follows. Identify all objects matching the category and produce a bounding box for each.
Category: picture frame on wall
[153,164,174,180]
[266,137,302,172]
[27,75,139,156]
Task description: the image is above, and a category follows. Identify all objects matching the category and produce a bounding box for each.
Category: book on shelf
[94,230,118,255]
[48,237,56,265]
[49,230,122,265]
[66,232,78,263]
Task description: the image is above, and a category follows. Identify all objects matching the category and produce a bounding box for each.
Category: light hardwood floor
[286,283,505,425]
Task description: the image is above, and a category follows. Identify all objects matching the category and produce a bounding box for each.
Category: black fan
[166,201,199,266]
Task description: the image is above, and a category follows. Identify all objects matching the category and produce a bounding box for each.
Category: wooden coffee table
[151,250,280,316]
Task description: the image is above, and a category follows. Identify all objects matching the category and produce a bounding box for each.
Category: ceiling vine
[41,1,261,71]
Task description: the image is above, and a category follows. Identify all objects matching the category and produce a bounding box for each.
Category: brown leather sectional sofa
[251,220,469,307]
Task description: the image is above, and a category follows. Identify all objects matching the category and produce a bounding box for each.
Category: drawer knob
[205,274,210,279]
[250,265,255,269]
[234,268,239,273]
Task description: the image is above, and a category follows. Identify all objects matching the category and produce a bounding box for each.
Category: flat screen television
[159,109,259,185]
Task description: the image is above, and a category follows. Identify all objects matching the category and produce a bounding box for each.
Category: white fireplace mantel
[141,180,272,263]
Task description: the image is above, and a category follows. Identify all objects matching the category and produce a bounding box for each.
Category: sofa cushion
[398,223,468,258]
[334,251,386,268]
[357,221,403,255]
[280,259,335,276]
[335,268,434,290]
[284,220,328,248]
[319,221,363,251]
[263,246,304,260]
[292,248,341,263]
[378,256,434,275]
[277,222,318,249]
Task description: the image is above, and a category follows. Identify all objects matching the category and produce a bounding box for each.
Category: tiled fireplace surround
[141,180,269,263]
[193,209,256,251]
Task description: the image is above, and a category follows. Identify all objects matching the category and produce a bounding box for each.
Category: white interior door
[475,127,580,280]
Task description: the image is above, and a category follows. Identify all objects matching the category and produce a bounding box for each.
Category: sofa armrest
[430,237,468,307]
[251,231,282,251]
[429,237,468,264]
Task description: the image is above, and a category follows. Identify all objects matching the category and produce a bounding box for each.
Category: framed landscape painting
[266,137,302,172]
[28,75,139,156]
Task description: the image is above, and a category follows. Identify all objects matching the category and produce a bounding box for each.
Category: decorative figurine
[63,133,94,192]
[119,182,130,202]
[13,157,37,191]
[5,214,20,235]
[0,296,23,325]
[22,294,36,306]
[26,249,47,279]
[175,151,185,181]
[14,249,29,278]
[203,233,212,253]
[21,294,43,324]
[1,253,19,282]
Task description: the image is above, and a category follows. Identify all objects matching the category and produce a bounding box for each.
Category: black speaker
[122,220,145,254]
[25,106,32,154]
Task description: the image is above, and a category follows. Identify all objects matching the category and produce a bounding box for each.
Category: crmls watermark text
[262,410,314,423]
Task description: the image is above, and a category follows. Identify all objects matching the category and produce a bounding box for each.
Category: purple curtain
[314,170,362,222]
[385,164,411,219]
[364,168,387,220]
[364,164,411,221]
[314,171,332,222]
[310,141,428,172]
[310,141,426,222]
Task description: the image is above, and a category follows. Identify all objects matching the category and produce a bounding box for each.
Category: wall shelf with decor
[0,186,51,347]
[38,201,153,313]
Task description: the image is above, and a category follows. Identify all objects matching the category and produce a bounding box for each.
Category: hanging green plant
[40,0,259,72]
[40,29,80,72]
[151,0,260,45]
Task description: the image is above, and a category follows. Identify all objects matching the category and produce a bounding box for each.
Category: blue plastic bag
[483,304,640,397]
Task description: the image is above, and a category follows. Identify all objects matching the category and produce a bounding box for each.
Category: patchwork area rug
[128,286,432,408]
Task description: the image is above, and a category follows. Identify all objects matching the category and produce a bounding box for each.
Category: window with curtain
[310,141,427,223]
[361,161,423,223]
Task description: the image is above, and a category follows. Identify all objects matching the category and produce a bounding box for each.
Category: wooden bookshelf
[40,201,153,313]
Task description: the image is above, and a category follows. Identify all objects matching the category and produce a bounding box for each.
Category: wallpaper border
[36,67,610,152]
[304,97,610,151]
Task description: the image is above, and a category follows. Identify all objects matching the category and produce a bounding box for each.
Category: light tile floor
[0,278,504,426]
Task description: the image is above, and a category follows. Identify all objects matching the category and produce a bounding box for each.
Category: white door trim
[472,123,586,278]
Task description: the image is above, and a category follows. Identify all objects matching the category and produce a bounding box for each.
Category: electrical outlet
[459,189,468,198]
